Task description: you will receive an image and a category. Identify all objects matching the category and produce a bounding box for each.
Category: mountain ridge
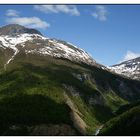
[0,24,99,70]
[109,57,140,80]
[1,24,140,81]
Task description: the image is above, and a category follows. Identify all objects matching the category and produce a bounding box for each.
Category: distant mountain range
[109,57,140,80]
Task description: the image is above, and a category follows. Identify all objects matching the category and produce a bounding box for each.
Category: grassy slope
[0,48,14,68]
[0,52,140,135]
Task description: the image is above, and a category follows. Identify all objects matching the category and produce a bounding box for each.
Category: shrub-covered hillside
[99,102,140,136]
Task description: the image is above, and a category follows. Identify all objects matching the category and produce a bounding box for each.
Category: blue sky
[0,5,140,66]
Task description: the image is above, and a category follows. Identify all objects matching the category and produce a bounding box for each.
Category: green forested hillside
[99,102,140,136]
[0,52,140,135]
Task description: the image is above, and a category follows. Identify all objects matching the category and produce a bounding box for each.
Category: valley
[0,24,140,135]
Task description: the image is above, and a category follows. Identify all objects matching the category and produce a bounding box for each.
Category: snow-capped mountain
[109,57,140,80]
[1,25,140,136]
[0,24,97,70]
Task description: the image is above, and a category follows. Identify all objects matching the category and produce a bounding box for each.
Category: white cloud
[6,17,50,29]
[92,5,108,21]
[34,5,80,16]
[121,50,140,62]
[6,9,19,17]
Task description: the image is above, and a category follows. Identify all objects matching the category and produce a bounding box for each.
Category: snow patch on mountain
[0,33,46,70]
[0,34,46,49]
[109,58,140,80]
[0,32,97,69]
[4,48,19,70]
[24,38,96,65]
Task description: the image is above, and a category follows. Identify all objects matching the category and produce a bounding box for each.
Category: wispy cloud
[92,5,108,21]
[34,5,80,16]
[6,9,19,17]
[6,17,50,29]
[5,9,50,29]
[121,50,140,62]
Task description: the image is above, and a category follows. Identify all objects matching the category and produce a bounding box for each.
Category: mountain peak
[109,56,140,80]
[0,24,42,36]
